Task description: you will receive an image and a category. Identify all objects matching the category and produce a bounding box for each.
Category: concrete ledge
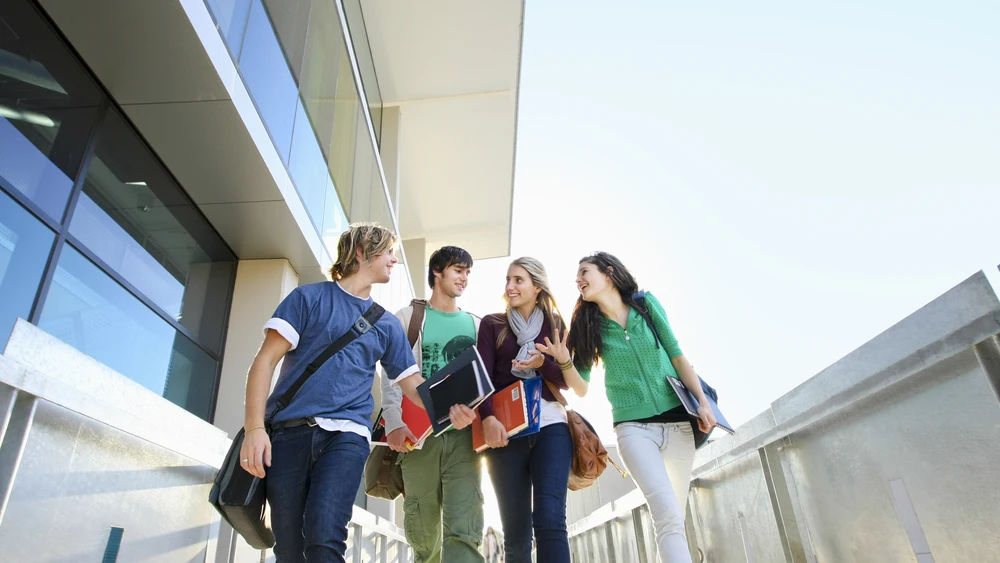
[567,488,646,536]
[0,319,229,468]
[692,270,1000,478]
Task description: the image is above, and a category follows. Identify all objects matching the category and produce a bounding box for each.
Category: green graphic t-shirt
[421,307,477,379]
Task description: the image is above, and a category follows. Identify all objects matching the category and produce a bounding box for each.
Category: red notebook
[374,395,433,450]
[471,381,531,453]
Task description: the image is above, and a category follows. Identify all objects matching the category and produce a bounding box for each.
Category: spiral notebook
[666,376,735,435]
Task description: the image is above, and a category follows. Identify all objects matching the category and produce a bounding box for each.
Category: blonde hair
[496,256,564,348]
[329,222,398,280]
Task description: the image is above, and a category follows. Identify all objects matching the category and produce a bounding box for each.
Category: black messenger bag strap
[269,302,386,418]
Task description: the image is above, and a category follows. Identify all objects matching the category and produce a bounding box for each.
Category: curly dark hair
[568,252,643,369]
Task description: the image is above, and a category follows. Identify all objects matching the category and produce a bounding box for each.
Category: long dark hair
[568,252,643,369]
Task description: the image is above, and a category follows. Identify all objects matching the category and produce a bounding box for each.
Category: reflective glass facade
[202,0,399,267]
[0,0,236,421]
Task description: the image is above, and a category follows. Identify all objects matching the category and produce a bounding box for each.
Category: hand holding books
[417,347,495,436]
[665,376,735,436]
[482,416,509,448]
[448,404,477,430]
[471,377,543,452]
[695,402,716,434]
[386,426,418,453]
[381,404,474,451]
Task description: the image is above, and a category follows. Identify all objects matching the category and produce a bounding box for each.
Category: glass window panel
[239,0,298,165]
[321,173,348,255]
[341,0,382,144]
[369,159,393,230]
[37,245,218,420]
[328,47,359,214]
[288,99,328,232]
[0,188,55,349]
[299,0,342,164]
[68,108,235,353]
[204,0,253,60]
[162,331,219,422]
[262,0,311,82]
[349,107,372,223]
[0,0,102,222]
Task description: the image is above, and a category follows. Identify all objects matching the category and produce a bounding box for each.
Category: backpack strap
[407,299,427,348]
[634,290,718,405]
[632,290,662,350]
[270,302,386,419]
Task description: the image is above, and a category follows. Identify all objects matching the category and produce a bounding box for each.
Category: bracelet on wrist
[245,425,266,434]
[557,358,574,371]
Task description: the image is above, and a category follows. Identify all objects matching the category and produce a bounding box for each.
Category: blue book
[516,376,543,438]
[666,376,735,435]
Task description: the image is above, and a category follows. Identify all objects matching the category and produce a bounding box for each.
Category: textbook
[370,395,434,450]
[471,377,543,452]
[665,376,735,435]
[417,346,495,436]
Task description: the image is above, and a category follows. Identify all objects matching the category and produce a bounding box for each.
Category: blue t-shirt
[264,282,418,426]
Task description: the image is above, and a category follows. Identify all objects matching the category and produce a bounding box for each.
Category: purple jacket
[476,313,568,420]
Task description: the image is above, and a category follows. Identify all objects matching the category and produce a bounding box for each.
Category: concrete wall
[0,319,230,562]
[1,400,218,562]
[0,317,414,563]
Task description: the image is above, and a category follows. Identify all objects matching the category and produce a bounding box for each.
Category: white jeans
[615,421,696,563]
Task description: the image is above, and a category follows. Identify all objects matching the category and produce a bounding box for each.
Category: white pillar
[402,238,426,300]
[213,259,299,563]
[214,259,300,436]
[380,105,403,223]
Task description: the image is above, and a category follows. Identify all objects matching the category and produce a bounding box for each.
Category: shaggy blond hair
[329,222,397,280]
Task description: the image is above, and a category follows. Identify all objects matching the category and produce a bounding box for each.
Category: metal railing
[569,270,1000,562]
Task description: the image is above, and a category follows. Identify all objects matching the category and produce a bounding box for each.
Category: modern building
[0,0,524,560]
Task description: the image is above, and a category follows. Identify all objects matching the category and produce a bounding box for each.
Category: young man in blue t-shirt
[239,223,475,563]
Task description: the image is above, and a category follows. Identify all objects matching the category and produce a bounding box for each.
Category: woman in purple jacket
[477,257,589,563]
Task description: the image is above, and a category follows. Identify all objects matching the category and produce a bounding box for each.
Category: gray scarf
[509,307,544,379]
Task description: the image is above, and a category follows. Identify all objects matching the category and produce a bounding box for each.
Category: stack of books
[471,377,543,452]
[373,347,495,449]
[371,395,434,450]
[417,346,495,436]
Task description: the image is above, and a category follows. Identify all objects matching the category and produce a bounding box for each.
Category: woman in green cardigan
[566,252,715,563]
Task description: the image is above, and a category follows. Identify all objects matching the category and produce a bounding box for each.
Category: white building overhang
[363,0,524,261]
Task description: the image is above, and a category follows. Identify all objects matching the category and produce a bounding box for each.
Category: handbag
[541,378,626,491]
[633,291,721,449]
[363,436,406,499]
[363,298,426,500]
[209,302,385,549]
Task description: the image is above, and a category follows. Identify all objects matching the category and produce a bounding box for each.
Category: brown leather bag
[364,299,428,500]
[542,379,626,490]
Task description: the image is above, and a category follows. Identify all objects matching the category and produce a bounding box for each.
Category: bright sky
[451,0,999,531]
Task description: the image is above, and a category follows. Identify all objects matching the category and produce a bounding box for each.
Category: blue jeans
[485,423,572,563]
[266,425,370,562]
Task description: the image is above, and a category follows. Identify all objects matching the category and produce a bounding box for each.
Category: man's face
[435,263,471,298]
[368,248,398,284]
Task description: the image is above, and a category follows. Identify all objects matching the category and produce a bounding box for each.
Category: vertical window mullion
[27,99,109,325]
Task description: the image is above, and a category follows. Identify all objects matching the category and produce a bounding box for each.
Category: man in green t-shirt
[379,246,483,563]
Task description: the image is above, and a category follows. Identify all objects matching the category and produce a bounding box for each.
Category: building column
[215,259,299,436]
[213,259,298,563]
[402,238,426,299]
[380,106,402,225]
